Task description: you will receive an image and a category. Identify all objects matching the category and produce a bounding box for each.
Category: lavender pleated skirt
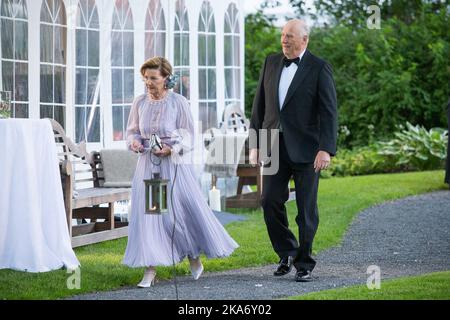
[122,153,239,267]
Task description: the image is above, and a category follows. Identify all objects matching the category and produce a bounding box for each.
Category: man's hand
[249,148,259,166]
[314,151,331,173]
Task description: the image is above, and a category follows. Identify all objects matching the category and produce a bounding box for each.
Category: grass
[287,271,450,300]
[0,170,447,299]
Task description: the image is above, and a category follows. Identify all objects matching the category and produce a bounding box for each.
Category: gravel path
[68,190,450,300]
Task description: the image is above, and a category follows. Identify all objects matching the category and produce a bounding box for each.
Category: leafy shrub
[378,122,448,171]
[324,122,448,177]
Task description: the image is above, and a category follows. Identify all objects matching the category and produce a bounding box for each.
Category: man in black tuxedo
[249,19,338,282]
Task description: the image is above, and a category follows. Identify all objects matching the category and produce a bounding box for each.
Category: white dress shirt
[278,49,306,110]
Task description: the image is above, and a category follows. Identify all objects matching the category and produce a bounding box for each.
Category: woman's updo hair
[140,56,172,78]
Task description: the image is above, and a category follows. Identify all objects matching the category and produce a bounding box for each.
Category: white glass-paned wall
[1,0,28,118]
[75,0,100,143]
[40,0,66,127]
[145,0,165,60]
[111,0,134,141]
[224,2,240,109]
[198,0,216,131]
[173,0,189,100]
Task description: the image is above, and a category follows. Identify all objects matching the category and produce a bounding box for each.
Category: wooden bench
[49,119,131,248]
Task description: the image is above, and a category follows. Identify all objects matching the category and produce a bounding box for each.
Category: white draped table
[0,119,79,272]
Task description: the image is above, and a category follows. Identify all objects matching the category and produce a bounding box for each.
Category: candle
[208,186,221,211]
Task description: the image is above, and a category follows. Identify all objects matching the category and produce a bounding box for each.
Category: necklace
[149,90,168,101]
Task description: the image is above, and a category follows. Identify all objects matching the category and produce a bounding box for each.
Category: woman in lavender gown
[122,57,239,287]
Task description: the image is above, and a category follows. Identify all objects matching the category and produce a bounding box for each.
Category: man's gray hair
[298,19,310,37]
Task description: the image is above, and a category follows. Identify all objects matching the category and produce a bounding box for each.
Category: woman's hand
[153,144,172,157]
[131,139,144,153]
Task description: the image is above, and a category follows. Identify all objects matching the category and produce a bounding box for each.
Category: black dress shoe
[274,256,293,276]
[295,269,313,282]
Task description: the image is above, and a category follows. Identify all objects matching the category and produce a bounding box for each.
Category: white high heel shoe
[137,267,156,288]
[189,258,204,280]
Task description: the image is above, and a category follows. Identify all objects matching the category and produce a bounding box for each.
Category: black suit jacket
[250,50,338,163]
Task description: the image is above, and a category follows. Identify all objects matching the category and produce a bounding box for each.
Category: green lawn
[0,170,447,299]
[287,271,450,300]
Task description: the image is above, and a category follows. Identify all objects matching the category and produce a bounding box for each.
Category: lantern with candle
[144,173,169,214]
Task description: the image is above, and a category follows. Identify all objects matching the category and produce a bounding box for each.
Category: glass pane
[225,69,232,100]
[124,6,133,30]
[235,69,241,99]
[199,102,207,129]
[174,68,189,99]
[54,104,65,127]
[14,103,28,118]
[198,14,205,32]
[155,32,165,57]
[75,67,87,104]
[209,14,215,33]
[198,34,206,66]
[145,32,155,59]
[86,105,100,142]
[198,69,206,99]
[174,15,180,32]
[55,0,66,25]
[224,36,232,66]
[173,33,181,66]
[181,33,189,66]
[112,7,121,30]
[14,20,28,60]
[182,11,189,30]
[124,69,134,103]
[224,13,231,33]
[112,105,123,141]
[1,19,13,59]
[234,17,240,33]
[123,31,133,67]
[233,35,240,66]
[111,31,121,66]
[208,69,216,99]
[1,0,12,17]
[54,26,67,64]
[88,30,99,67]
[40,24,53,63]
[40,0,52,23]
[87,68,100,105]
[76,3,86,28]
[2,61,13,95]
[208,102,217,128]
[111,69,123,104]
[54,66,65,103]
[75,106,86,142]
[159,6,165,30]
[76,29,87,66]
[123,105,131,135]
[15,62,28,101]
[208,34,216,66]
[40,104,53,119]
[40,65,53,103]
[89,4,99,28]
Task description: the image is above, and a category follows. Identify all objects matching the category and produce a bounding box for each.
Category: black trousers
[261,134,320,271]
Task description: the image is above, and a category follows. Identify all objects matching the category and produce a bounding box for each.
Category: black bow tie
[283,57,300,67]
